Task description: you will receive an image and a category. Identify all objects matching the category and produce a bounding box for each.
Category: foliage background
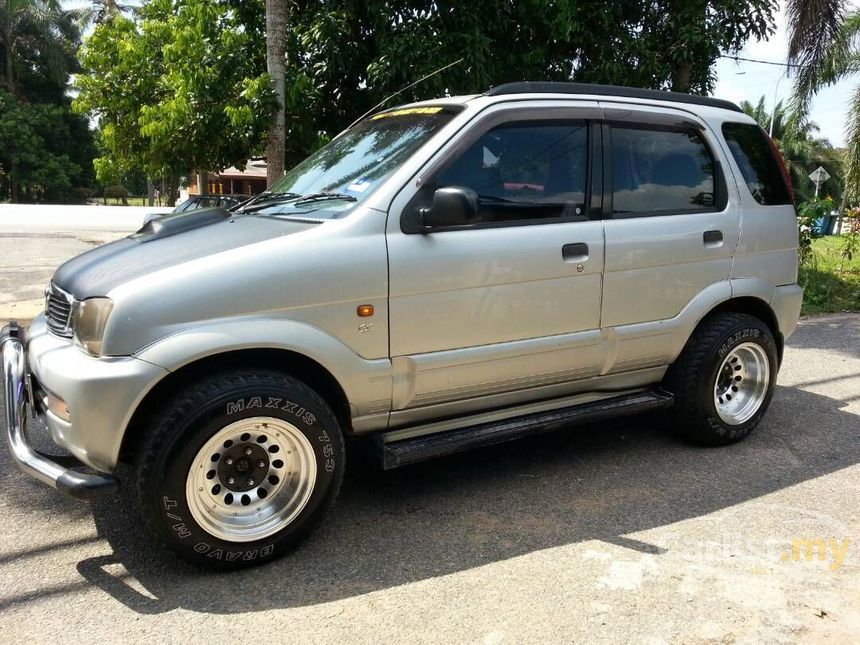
[0,0,96,202]
[72,0,780,177]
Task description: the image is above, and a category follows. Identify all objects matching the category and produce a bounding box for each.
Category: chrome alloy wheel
[713,342,771,425]
[186,417,317,542]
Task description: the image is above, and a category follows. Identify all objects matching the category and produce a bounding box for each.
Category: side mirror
[420,186,480,232]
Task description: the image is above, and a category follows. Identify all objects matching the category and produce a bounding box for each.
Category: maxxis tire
[135,370,345,569]
[662,312,778,446]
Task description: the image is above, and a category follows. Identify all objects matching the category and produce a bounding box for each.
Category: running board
[377,389,674,470]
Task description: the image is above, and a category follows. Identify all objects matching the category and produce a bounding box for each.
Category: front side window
[422,120,589,224]
[611,126,717,215]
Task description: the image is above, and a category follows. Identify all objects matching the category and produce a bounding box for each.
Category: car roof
[483,82,742,113]
[372,83,746,126]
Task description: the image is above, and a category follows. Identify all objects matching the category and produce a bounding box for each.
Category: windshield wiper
[238,191,303,212]
[293,192,358,205]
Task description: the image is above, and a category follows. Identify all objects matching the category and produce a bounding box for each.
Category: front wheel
[136,370,345,569]
[663,312,778,446]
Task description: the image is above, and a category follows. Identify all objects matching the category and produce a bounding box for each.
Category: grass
[799,235,860,314]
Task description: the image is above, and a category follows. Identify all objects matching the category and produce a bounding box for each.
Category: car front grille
[45,282,75,338]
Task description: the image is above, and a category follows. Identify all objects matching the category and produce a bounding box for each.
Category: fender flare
[134,317,391,420]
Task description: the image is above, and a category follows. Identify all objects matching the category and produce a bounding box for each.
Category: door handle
[703,230,723,247]
[562,242,589,262]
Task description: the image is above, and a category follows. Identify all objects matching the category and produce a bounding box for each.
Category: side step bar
[377,389,674,470]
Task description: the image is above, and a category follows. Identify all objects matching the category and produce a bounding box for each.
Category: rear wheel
[136,370,344,569]
[663,312,778,446]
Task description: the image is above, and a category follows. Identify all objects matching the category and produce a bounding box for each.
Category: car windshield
[260,105,462,218]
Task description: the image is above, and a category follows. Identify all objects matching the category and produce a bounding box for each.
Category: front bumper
[1,321,118,499]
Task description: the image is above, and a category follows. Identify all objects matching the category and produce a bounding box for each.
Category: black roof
[484,82,742,113]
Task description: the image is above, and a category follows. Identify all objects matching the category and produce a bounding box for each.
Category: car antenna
[345,57,465,130]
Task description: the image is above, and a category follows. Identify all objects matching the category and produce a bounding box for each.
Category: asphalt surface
[0,315,858,643]
[0,205,167,323]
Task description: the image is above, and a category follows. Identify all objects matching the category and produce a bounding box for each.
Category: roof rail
[484,82,742,113]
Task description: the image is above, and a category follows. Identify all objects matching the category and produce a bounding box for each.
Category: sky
[714,2,857,148]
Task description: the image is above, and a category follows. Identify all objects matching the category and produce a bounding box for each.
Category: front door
[386,105,606,422]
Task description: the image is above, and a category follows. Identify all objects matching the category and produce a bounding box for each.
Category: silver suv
[1,82,802,568]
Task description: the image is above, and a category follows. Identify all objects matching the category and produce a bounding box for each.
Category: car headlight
[72,297,113,356]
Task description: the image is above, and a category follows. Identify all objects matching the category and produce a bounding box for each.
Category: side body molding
[135,318,393,432]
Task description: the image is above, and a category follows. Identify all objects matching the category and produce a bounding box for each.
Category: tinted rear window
[722,122,791,205]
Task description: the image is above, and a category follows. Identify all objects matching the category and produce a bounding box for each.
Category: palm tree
[787,0,860,200]
[265,0,288,185]
[0,0,85,97]
[0,0,85,201]
[90,0,133,24]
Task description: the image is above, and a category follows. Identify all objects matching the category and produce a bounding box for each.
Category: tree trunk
[147,178,154,206]
[671,60,692,93]
[9,159,19,202]
[5,28,14,94]
[836,191,848,234]
[265,0,288,186]
[166,175,179,207]
[197,169,208,195]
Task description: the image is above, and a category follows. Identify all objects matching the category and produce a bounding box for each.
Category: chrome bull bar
[1,321,119,499]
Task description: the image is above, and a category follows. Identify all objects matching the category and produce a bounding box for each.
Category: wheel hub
[186,417,317,542]
[217,442,269,492]
[716,363,736,397]
[713,342,770,425]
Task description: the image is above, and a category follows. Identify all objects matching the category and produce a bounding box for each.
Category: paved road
[0,204,169,323]
[0,315,858,643]
[0,204,169,234]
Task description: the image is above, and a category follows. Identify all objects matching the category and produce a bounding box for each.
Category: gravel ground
[0,314,857,643]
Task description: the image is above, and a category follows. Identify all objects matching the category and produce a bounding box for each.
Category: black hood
[53,211,318,298]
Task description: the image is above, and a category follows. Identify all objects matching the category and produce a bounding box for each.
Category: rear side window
[721,122,791,205]
[610,125,717,215]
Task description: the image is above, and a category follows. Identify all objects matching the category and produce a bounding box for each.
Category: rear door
[599,105,740,369]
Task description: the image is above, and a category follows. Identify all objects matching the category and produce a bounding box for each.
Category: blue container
[814,215,833,234]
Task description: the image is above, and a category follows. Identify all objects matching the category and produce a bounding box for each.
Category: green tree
[787,0,860,199]
[0,89,95,202]
[0,0,85,97]
[281,0,777,165]
[740,96,843,203]
[0,0,95,202]
[73,0,780,182]
[74,0,277,205]
[90,0,133,24]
